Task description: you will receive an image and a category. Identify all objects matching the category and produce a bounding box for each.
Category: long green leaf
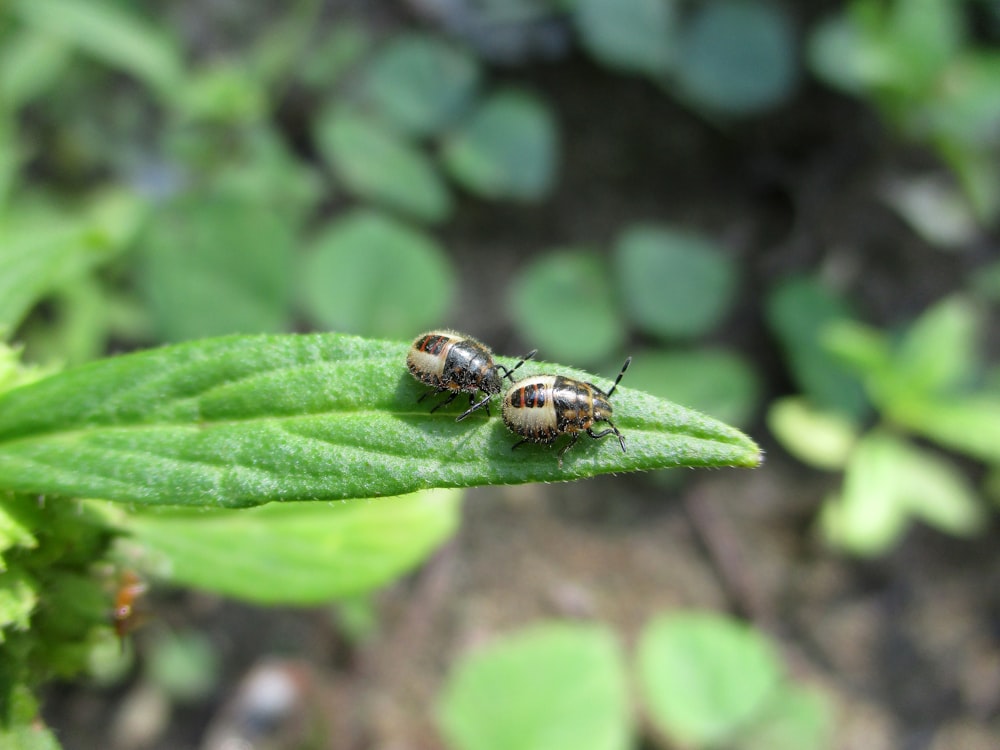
[0,334,761,508]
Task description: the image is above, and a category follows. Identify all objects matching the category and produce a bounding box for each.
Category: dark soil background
[41,2,1000,749]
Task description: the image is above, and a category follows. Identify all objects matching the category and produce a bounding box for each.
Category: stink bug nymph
[407,330,535,420]
[502,357,632,466]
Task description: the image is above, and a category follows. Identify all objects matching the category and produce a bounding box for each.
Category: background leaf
[9,0,185,98]
[766,276,868,418]
[820,432,984,556]
[625,348,759,427]
[0,333,761,508]
[361,33,480,137]
[572,0,677,76]
[298,209,455,338]
[436,623,630,750]
[442,89,558,201]
[138,189,295,342]
[637,612,782,747]
[614,224,737,340]
[120,489,462,604]
[893,294,979,397]
[508,250,625,364]
[675,0,798,115]
[316,108,452,223]
[766,397,858,471]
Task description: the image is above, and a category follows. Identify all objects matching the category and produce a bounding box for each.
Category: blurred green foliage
[437,613,832,750]
[768,292,994,555]
[2,0,997,744]
[809,0,1000,223]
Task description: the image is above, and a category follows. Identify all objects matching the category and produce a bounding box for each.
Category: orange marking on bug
[112,571,148,642]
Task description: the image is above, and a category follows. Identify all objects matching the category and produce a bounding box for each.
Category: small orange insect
[112,571,148,643]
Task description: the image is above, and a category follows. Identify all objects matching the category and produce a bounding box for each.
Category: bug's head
[592,392,614,422]
[481,367,504,395]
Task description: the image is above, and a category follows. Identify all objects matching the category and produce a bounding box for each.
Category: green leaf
[821,433,984,556]
[614,224,737,339]
[766,397,858,471]
[637,612,782,747]
[765,276,868,418]
[0,218,97,334]
[174,62,267,124]
[297,23,371,88]
[807,14,878,95]
[442,89,558,201]
[571,0,677,75]
[626,348,759,428]
[9,0,185,99]
[893,295,979,397]
[0,686,61,750]
[121,489,462,604]
[317,108,452,223]
[138,189,295,342]
[675,0,798,115]
[146,631,218,701]
[298,210,455,338]
[924,51,1000,147]
[0,568,37,640]
[0,333,761,508]
[361,33,480,136]
[508,250,625,364]
[738,684,833,750]
[436,623,630,750]
[890,395,1000,464]
[0,31,72,108]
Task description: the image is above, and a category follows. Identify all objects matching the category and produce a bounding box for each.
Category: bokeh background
[4,0,1000,748]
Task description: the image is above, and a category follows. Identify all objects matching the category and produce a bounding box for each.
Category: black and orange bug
[112,570,148,645]
[502,357,632,466]
[406,330,536,420]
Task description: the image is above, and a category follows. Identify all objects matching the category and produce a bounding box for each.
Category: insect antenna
[497,349,538,381]
[605,357,632,397]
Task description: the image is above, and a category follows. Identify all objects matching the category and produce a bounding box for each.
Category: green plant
[768,285,993,555]
[809,0,1000,223]
[436,613,832,750]
[0,333,759,742]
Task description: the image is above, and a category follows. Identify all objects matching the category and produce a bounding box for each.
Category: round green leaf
[361,33,480,136]
[508,250,625,364]
[437,623,630,750]
[614,224,736,339]
[676,0,797,115]
[316,108,452,223]
[740,684,834,750]
[299,209,455,338]
[572,0,677,75]
[637,612,782,747]
[625,348,759,427]
[442,89,558,201]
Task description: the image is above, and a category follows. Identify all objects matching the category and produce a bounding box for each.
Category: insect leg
[429,390,460,413]
[456,394,492,422]
[557,432,581,467]
[587,422,626,454]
